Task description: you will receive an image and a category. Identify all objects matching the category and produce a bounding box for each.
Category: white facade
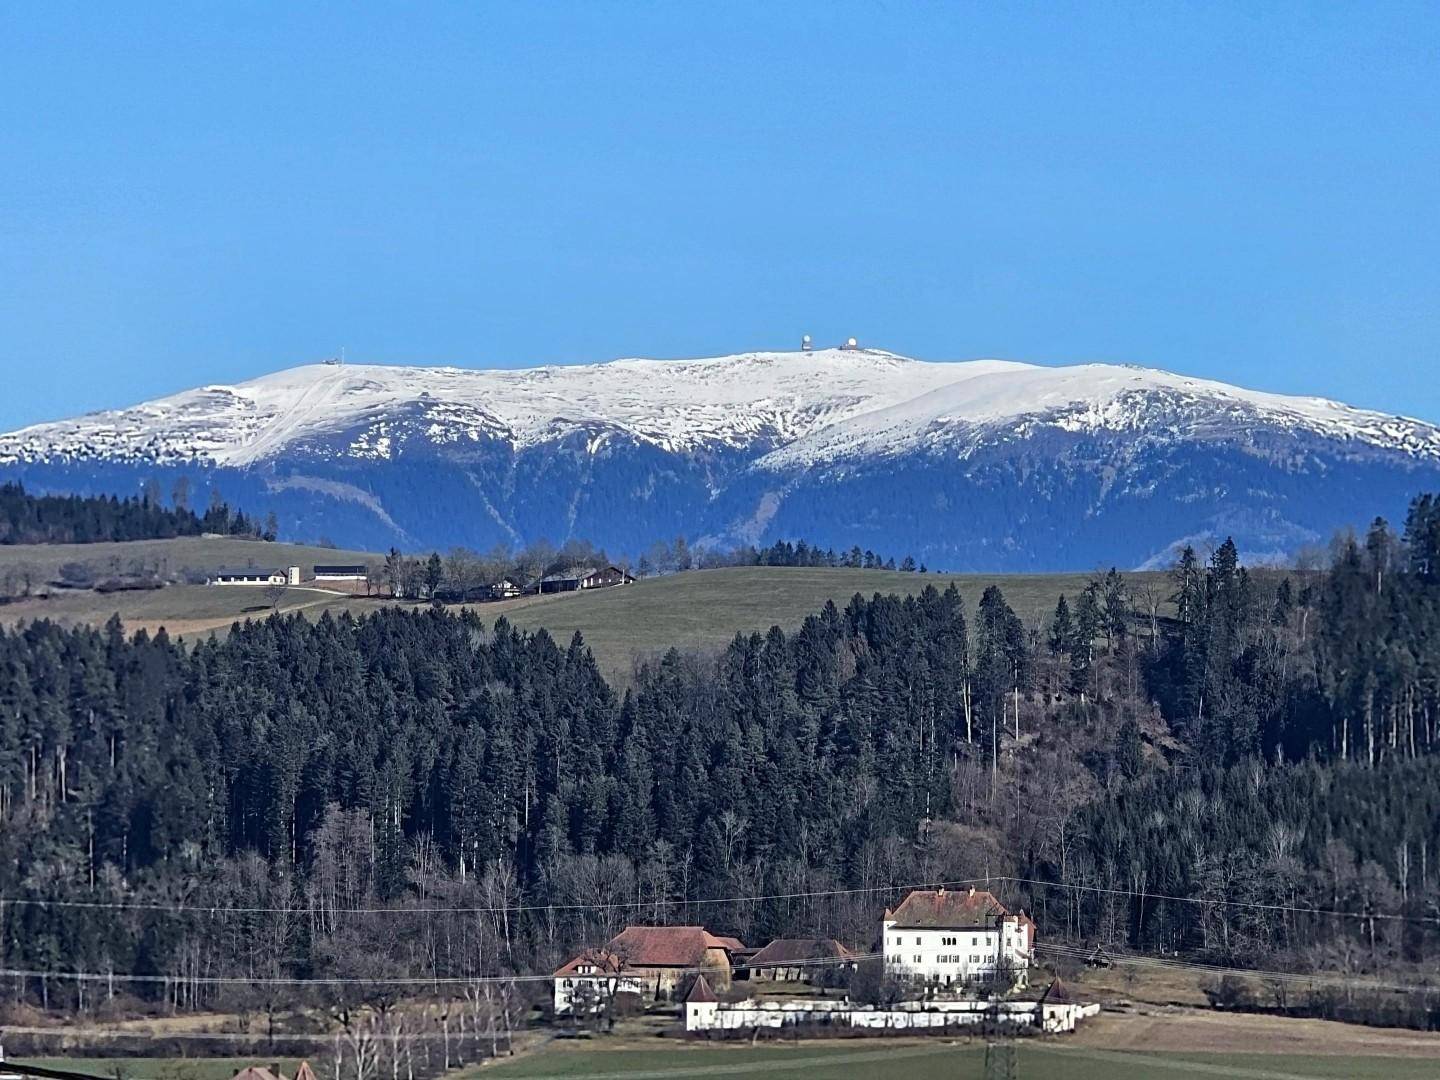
[552,967,647,1014]
[313,566,368,581]
[882,922,1032,987]
[881,890,1034,990]
[211,569,286,586]
[684,997,1098,1034]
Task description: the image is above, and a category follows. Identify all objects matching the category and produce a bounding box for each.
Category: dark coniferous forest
[0,481,269,545]
[3,498,1440,1025]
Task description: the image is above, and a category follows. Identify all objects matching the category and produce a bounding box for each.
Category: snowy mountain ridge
[4,348,1439,469]
[5,348,1440,570]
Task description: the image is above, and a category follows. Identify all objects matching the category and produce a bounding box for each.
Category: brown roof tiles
[685,973,718,1003]
[885,887,1012,929]
[749,938,852,967]
[601,925,743,968]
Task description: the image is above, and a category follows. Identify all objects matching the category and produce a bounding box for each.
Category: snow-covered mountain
[4,348,1439,569]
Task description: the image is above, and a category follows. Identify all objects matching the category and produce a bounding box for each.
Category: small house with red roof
[553,925,744,1014]
[683,972,720,1030]
[882,886,1035,990]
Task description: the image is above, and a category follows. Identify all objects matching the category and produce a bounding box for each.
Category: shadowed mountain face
[5,350,1439,569]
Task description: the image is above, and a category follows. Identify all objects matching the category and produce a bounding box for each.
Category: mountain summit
[5,349,1438,569]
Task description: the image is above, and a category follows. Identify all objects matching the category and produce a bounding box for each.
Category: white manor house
[882,886,1035,989]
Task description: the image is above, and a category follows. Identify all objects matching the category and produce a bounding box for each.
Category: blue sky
[1,2,1436,430]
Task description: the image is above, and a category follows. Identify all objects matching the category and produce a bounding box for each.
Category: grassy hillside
[0,583,390,638]
[0,542,1167,681]
[500,566,1133,679]
[0,534,377,585]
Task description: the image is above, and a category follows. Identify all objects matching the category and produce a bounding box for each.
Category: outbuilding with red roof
[553,925,744,1015]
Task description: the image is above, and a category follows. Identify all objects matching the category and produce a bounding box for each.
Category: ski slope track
[4,349,1439,570]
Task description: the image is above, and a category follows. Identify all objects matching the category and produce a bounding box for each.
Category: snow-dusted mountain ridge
[4,348,1439,570]
[4,348,1439,468]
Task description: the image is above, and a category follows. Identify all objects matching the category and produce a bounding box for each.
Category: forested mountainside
[4,496,1440,1023]
[7,351,1440,568]
[0,481,267,545]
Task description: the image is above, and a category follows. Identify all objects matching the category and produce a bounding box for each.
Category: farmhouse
[747,938,854,982]
[312,564,368,582]
[210,566,289,586]
[486,579,521,600]
[882,886,1034,990]
[535,565,636,594]
[552,950,639,1014]
[553,925,743,1014]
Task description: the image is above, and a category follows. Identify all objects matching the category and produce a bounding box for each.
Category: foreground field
[478,1040,1440,1079]
[22,1001,1440,1080]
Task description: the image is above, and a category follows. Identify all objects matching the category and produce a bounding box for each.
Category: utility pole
[983,1039,1017,1080]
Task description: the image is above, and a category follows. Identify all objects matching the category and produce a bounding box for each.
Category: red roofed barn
[553,925,743,1014]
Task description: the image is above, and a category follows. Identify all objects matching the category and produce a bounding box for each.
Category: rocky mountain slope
[5,348,1438,569]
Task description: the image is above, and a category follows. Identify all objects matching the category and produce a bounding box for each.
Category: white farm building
[882,887,1034,990]
[210,566,295,586]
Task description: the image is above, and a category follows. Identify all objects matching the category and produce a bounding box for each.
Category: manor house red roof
[885,887,1011,929]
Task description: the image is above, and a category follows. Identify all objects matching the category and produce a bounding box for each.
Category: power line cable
[0,878,992,917]
[1002,875,1440,926]
[6,872,1432,926]
[0,951,881,988]
[0,1062,115,1080]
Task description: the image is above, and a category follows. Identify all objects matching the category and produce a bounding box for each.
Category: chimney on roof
[936,886,945,897]
[968,886,976,897]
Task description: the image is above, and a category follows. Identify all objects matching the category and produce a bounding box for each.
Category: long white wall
[686,998,1099,1034]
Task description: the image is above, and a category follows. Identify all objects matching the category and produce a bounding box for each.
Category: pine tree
[1048,596,1073,657]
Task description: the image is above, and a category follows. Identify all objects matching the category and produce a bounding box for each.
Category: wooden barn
[747,938,854,982]
[535,565,635,594]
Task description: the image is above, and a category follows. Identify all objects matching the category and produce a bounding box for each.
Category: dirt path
[128,591,349,638]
